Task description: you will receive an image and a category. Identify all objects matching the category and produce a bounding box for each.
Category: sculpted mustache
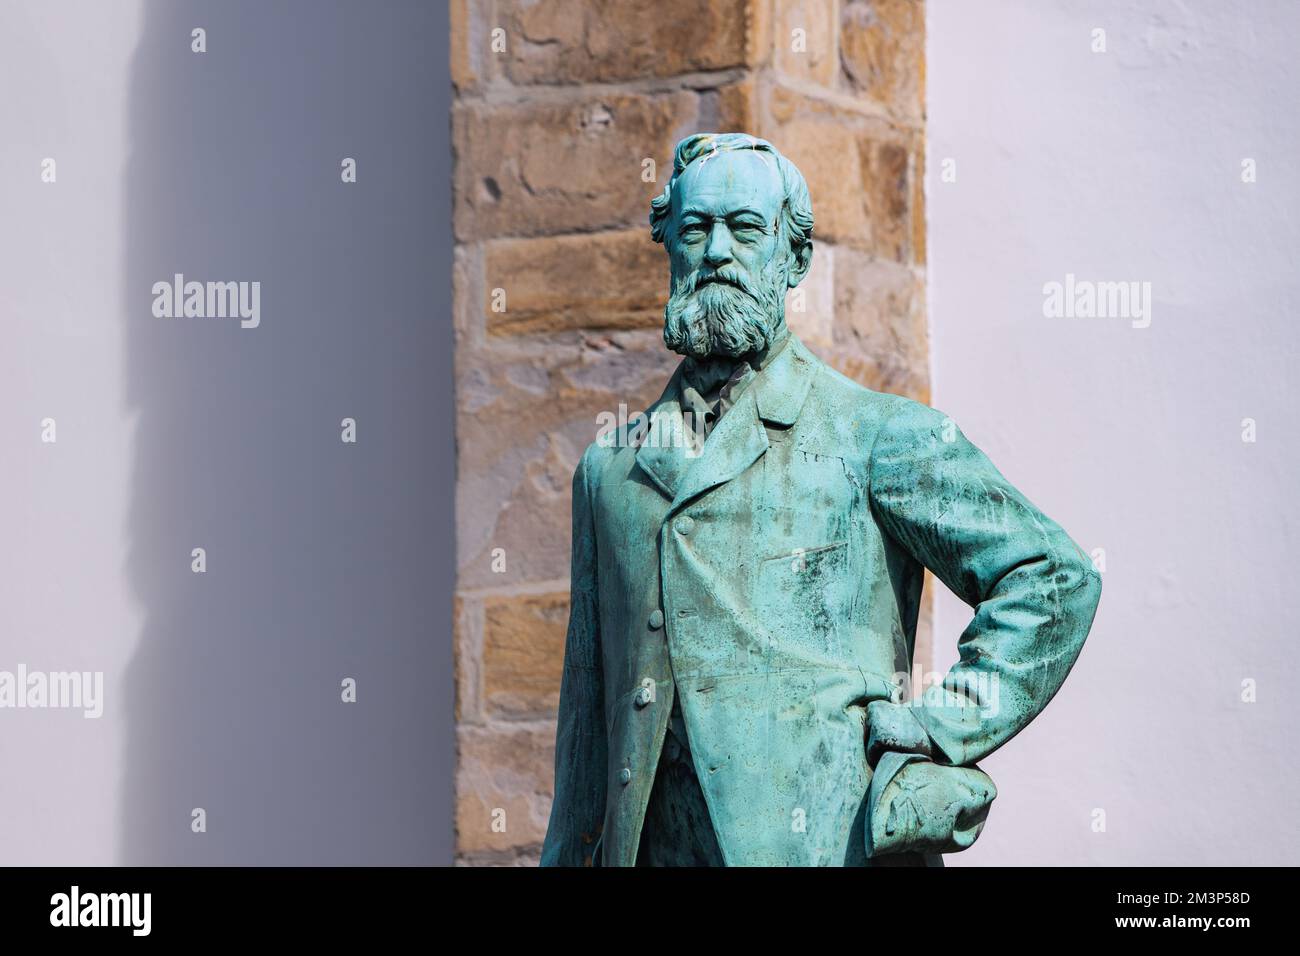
[690,271,758,296]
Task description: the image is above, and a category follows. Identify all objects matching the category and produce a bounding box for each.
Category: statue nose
[704,221,732,266]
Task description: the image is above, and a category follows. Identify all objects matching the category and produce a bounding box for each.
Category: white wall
[927,0,1300,864]
[0,0,456,865]
[0,0,145,866]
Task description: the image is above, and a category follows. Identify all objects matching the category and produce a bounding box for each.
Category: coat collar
[634,332,819,507]
[753,330,817,426]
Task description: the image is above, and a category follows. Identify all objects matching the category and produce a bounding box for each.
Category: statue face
[663,149,791,359]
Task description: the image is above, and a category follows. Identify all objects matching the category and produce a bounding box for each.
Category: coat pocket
[754,540,852,652]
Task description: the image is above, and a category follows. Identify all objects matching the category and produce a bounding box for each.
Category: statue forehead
[672,148,784,219]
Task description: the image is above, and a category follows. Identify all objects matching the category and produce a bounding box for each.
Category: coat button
[634,685,653,708]
[619,767,632,785]
[648,609,664,630]
[674,515,695,535]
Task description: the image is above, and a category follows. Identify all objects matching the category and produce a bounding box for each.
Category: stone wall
[451,0,928,865]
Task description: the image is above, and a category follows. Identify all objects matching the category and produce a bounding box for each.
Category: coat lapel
[634,365,694,501]
[670,384,767,511]
[753,332,818,427]
[634,332,820,512]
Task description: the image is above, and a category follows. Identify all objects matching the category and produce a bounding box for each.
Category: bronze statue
[541,133,1101,867]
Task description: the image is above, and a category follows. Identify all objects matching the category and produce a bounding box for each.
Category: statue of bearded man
[541,133,1101,867]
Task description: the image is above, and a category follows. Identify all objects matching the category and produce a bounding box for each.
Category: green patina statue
[540,133,1101,867]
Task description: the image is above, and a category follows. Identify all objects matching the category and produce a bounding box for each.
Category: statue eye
[679,223,707,242]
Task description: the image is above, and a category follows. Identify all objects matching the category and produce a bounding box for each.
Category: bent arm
[867,401,1102,768]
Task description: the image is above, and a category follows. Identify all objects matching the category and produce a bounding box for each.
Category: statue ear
[787,239,813,289]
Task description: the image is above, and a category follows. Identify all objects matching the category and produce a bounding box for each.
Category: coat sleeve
[539,447,608,866]
[866,400,1102,769]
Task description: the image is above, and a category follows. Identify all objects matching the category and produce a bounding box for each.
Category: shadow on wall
[120,0,454,864]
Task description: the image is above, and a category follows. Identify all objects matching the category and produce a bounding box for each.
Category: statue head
[650,133,814,360]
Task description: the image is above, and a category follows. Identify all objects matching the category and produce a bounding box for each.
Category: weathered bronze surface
[541,133,1101,867]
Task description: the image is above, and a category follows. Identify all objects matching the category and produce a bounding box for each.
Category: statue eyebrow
[679,207,769,223]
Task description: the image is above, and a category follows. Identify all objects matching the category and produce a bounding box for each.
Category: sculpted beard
[664,256,787,359]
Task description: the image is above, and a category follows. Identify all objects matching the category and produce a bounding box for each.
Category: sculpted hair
[649,133,814,256]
